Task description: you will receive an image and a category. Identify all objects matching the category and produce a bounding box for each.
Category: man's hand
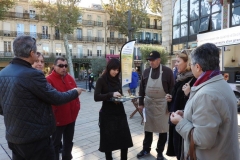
[138,105,144,112]
[165,94,172,102]
[113,92,121,97]
[75,88,86,95]
[170,112,183,125]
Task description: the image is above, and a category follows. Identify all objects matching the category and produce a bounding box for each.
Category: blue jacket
[129,72,138,89]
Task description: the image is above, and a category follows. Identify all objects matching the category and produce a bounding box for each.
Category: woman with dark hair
[170,43,239,160]
[165,50,196,160]
[32,52,44,72]
[94,58,133,160]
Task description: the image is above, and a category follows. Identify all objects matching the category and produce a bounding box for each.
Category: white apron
[144,64,169,133]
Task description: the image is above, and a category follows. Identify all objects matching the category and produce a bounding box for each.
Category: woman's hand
[165,94,172,102]
[182,83,191,96]
[113,92,121,97]
[175,110,184,117]
[170,112,183,125]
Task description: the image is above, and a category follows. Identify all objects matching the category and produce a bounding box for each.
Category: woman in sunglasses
[94,58,133,160]
[32,52,45,72]
[165,50,196,160]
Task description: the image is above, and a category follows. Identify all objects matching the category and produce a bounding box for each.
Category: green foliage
[102,0,149,39]
[140,45,168,65]
[90,58,107,78]
[31,0,81,34]
[149,0,162,14]
[0,0,15,20]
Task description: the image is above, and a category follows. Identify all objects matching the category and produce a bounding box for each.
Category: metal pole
[127,10,132,41]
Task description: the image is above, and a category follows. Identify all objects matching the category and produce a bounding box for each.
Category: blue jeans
[130,88,136,96]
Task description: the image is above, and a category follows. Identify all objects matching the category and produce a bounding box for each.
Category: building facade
[162,0,240,83]
[0,0,162,78]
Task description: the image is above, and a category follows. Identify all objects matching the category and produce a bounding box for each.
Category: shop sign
[197,26,240,47]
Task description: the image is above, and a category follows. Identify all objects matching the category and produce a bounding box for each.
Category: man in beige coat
[171,43,239,160]
[137,51,174,160]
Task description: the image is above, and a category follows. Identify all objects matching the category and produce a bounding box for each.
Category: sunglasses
[57,64,68,68]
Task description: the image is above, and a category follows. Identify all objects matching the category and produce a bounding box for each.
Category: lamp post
[126,10,134,41]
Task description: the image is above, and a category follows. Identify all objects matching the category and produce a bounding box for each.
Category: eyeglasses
[57,64,68,68]
[189,62,196,66]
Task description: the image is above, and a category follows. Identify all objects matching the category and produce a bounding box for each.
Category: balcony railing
[141,24,162,30]
[107,37,127,44]
[138,39,162,44]
[4,11,44,21]
[80,20,103,27]
[0,30,50,39]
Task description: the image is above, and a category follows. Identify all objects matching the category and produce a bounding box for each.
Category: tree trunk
[63,34,75,78]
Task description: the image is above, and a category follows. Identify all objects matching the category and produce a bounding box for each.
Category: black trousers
[8,137,55,160]
[88,82,95,91]
[105,148,128,160]
[143,131,167,153]
[52,121,76,160]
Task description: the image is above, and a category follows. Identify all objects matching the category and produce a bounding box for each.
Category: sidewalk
[0,89,240,160]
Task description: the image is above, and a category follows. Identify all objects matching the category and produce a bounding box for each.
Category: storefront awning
[197,26,240,47]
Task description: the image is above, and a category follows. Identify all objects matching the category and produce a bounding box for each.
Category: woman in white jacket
[170,43,239,160]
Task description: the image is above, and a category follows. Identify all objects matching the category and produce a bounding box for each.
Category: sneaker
[137,150,150,158]
[157,154,164,160]
[88,90,91,92]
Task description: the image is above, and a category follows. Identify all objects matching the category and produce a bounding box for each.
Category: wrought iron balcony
[0,30,50,39]
[141,24,162,30]
[138,39,162,44]
[4,11,43,21]
[80,20,103,27]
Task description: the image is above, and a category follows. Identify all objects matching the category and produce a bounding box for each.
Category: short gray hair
[13,35,37,58]
[191,43,220,71]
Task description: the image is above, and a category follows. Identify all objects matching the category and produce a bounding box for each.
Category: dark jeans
[105,148,128,160]
[52,121,76,160]
[8,137,55,160]
[143,131,167,153]
[89,82,95,91]
[130,88,136,96]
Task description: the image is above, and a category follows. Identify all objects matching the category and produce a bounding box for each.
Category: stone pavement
[0,88,240,160]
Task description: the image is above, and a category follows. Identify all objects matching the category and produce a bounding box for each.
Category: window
[87,49,92,56]
[231,0,240,26]
[110,31,114,38]
[30,24,37,38]
[97,46,102,57]
[77,15,82,23]
[4,41,11,52]
[55,43,61,56]
[42,26,48,39]
[87,14,92,25]
[3,22,10,36]
[77,28,82,40]
[42,43,49,56]
[97,16,102,26]
[29,9,36,19]
[110,49,114,55]
[17,23,24,37]
[55,28,60,40]
[118,33,123,38]
[77,45,83,58]
[87,30,92,41]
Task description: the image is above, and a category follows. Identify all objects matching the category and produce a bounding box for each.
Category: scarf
[176,71,194,82]
[193,70,221,86]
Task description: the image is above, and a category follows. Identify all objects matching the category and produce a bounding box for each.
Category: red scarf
[193,70,221,86]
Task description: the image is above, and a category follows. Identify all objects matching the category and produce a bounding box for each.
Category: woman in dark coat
[94,58,133,160]
[165,50,196,160]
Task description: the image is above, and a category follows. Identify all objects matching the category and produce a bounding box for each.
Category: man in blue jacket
[129,68,139,95]
[0,35,84,160]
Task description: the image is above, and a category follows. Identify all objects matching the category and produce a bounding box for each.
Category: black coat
[94,76,133,152]
[166,76,196,159]
[0,58,78,144]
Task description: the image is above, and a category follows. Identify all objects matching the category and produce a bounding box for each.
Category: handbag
[186,128,197,160]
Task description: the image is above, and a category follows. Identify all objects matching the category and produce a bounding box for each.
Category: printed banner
[197,26,240,47]
[120,40,136,87]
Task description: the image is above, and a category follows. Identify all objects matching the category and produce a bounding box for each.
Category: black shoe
[157,154,164,160]
[137,150,150,158]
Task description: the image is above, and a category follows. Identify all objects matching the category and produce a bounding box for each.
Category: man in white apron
[137,51,174,160]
